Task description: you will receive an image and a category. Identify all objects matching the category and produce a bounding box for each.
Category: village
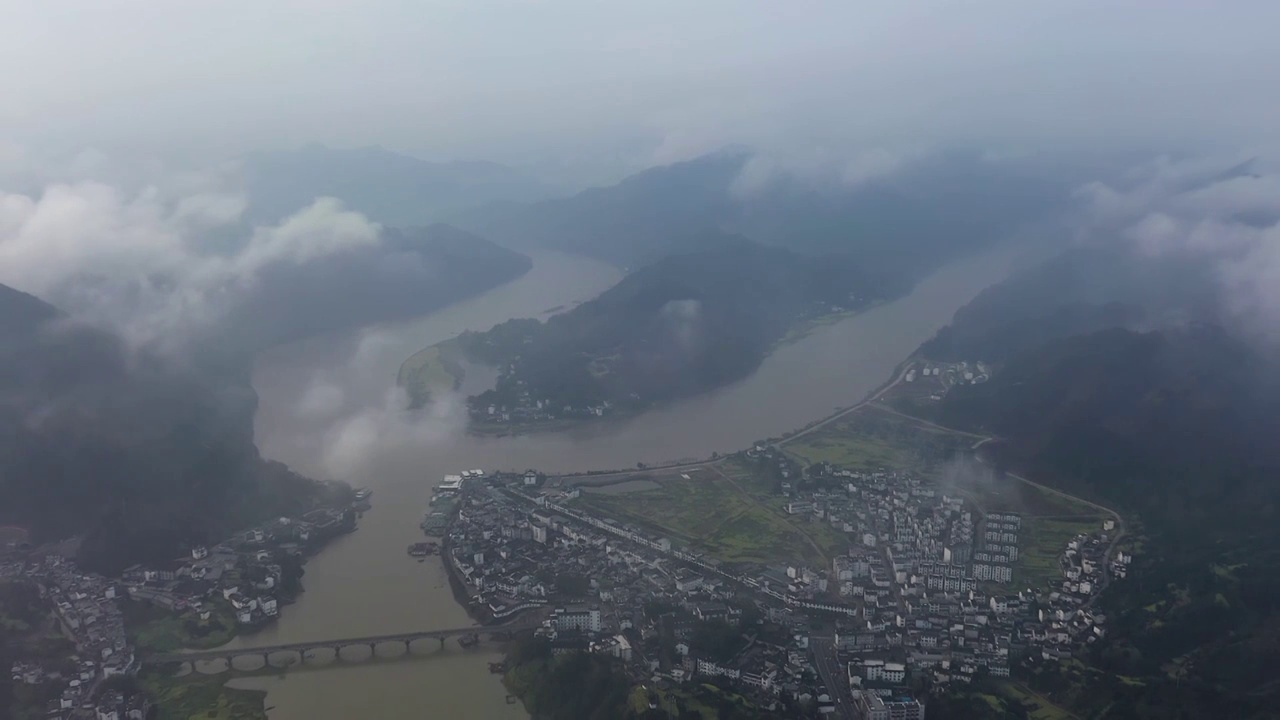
[1,496,364,720]
[436,440,1128,719]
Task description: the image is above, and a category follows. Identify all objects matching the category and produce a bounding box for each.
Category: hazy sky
[3,1,1278,171]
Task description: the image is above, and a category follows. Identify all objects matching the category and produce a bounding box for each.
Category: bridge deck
[150,620,539,663]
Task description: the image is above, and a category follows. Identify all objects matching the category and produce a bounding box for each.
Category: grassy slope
[141,671,267,720]
[396,341,463,407]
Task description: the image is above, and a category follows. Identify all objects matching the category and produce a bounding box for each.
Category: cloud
[319,384,467,480]
[0,173,379,351]
[730,147,924,199]
[660,298,702,351]
[295,377,346,421]
[1078,155,1280,342]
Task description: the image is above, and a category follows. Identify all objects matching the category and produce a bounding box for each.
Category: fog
[3,2,1279,180]
[1,1,1279,353]
[1074,156,1280,343]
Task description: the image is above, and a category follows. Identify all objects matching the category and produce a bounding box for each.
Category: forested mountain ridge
[221,222,532,351]
[458,236,907,417]
[242,144,555,226]
[0,285,327,573]
[930,317,1280,717]
[454,149,1076,271]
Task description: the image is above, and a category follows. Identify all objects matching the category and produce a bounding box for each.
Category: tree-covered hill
[460,236,906,414]
[933,320,1280,717]
[0,285,327,573]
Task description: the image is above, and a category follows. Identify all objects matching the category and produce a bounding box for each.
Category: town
[1,494,364,719]
[437,442,1129,720]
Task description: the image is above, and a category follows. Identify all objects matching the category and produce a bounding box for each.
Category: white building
[552,606,601,633]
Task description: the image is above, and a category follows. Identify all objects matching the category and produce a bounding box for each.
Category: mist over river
[223,244,1036,719]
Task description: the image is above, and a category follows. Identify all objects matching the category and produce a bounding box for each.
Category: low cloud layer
[0,173,380,351]
[1076,156,1280,342]
[730,147,926,199]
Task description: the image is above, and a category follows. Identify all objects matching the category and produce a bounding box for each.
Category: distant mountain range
[452,149,1078,271]
[241,144,559,226]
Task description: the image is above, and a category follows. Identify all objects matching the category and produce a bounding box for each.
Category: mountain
[457,236,906,416]
[454,149,1077,271]
[0,285,329,573]
[910,222,1280,718]
[918,245,1222,364]
[241,144,557,226]
[915,232,1280,720]
[218,223,533,351]
[450,150,748,267]
[935,325,1280,718]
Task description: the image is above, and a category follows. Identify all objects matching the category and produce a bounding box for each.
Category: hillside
[242,144,556,225]
[455,237,906,419]
[219,223,532,351]
[934,324,1280,718]
[919,245,1221,364]
[0,285,329,573]
[454,149,1075,271]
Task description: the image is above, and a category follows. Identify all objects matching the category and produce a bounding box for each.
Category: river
[222,244,1036,719]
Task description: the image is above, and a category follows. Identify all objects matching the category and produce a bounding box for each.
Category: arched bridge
[147,617,542,670]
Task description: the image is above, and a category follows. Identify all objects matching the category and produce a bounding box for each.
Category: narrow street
[809,636,857,720]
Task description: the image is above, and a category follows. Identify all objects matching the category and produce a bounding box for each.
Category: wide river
[225,244,1035,719]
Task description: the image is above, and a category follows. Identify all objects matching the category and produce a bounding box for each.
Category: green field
[783,407,965,474]
[141,672,268,720]
[628,682,765,719]
[396,341,463,407]
[1016,516,1106,590]
[576,467,843,567]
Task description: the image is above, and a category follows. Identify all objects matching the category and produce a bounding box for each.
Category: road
[780,362,915,446]
[809,636,857,720]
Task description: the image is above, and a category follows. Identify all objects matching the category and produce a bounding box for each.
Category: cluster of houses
[470,385,616,425]
[440,474,830,713]
[1020,528,1126,659]
[902,360,991,404]
[122,507,353,629]
[432,445,1131,718]
[2,503,359,719]
[2,556,136,719]
[84,690,150,720]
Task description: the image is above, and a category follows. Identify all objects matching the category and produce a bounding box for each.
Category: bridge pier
[263,652,271,666]
[333,646,342,661]
[369,642,378,656]
[404,639,412,654]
